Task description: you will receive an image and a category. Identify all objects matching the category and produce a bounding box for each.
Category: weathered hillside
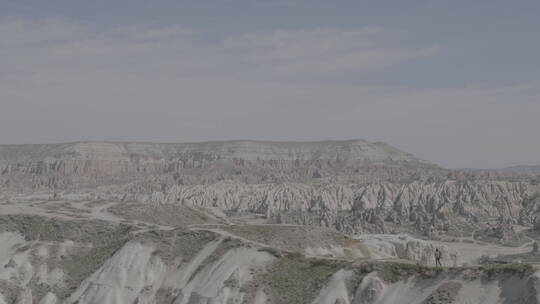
[0,140,441,189]
[1,141,539,236]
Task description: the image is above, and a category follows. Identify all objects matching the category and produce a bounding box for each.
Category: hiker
[434,248,442,267]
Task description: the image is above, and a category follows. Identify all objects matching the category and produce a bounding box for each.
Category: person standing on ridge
[435,248,442,267]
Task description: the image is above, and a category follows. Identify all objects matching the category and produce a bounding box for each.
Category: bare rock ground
[1,141,540,303]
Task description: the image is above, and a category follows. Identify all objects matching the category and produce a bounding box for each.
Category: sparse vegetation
[265,254,344,304]
[354,261,439,283]
[479,263,534,279]
[1,141,540,303]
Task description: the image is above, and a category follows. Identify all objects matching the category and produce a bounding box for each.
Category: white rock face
[67,242,167,304]
[63,236,274,304]
[0,232,25,267]
[176,247,273,304]
[155,180,536,214]
[1,140,540,303]
[314,268,540,304]
[356,234,459,265]
[353,272,386,304]
[0,211,538,304]
[312,270,353,304]
[4,140,537,236]
[127,180,539,235]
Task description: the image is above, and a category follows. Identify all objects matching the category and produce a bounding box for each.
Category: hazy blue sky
[1,0,539,168]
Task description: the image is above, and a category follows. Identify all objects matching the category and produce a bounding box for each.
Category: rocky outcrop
[356,234,459,265]
[0,140,432,165]
[2,140,539,235]
[0,140,434,178]
[3,140,540,303]
[119,180,538,234]
[0,140,443,190]
[2,220,537,304]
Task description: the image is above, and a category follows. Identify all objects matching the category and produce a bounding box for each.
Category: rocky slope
[0,211,538,304]
[1,140,540,237]
[0,140,441,189]
[2,139,540,303]
[99,179,539,236]
[0,140,431,166]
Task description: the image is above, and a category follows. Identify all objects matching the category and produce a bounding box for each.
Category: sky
[1,0,539,168]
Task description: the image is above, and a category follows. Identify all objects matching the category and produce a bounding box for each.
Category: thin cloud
[223,27,440,74]
[0,17,440,78]
[0,17,539,168]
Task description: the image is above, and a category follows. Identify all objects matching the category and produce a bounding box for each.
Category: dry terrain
[1,140,540,303]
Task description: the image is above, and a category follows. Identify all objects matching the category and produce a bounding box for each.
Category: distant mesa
[0,139,435,166]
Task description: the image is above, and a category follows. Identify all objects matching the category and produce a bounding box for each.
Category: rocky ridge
[0,140,442,189]
[2,140,540,303]
[0,211,538,304]
[1,140,540,237]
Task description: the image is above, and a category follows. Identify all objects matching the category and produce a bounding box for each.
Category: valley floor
[1,195,539,304]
